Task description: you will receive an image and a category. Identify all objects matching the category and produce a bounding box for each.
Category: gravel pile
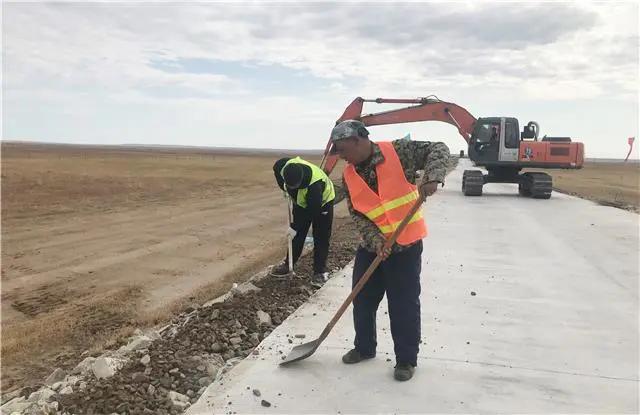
[3,220,359,415]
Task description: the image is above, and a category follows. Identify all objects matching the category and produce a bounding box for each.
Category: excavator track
[519,172,552,199]
[462,170,484,196]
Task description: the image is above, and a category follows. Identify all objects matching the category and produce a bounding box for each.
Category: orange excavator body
[321,96,584,199]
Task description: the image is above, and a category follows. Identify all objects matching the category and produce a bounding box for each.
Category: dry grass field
[536,161,639,212]
[1,142,330,391]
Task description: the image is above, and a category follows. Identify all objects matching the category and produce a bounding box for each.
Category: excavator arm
[321,96,477,174]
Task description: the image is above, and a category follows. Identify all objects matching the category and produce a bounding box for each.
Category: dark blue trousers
[352,241,422,366]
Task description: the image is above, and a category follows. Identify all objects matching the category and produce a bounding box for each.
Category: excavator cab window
[490,126,499,145]
[475,123,499,144]
[473,122,500,153]
[505,121,519,149]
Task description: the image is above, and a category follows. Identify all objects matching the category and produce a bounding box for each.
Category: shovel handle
[317,198,424,342]
[287,195,293,224]
[287,196,294,273]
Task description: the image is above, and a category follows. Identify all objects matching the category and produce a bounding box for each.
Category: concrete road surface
[188,159,639,414]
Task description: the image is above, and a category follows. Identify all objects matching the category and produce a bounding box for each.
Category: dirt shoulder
[1,143,324,393]
[531,161,639,213]
[53,218,360,414]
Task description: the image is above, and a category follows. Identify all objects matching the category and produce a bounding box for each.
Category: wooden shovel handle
[287,196,294,272]
[317,198,424,342]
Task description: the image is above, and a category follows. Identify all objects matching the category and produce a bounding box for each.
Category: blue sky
[3,2,639,158]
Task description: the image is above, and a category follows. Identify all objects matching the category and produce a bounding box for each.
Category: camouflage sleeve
[333,182,347,204]
[423,142,451,183]
[343,176,385,251]
[394,139,450,184]
[420,141,450,183]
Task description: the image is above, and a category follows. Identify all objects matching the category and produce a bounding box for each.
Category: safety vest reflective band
[343,141,427,245]
[281,157,335,208]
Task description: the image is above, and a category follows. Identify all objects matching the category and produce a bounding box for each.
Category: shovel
[286,196,295,274]
[280,198,424,365]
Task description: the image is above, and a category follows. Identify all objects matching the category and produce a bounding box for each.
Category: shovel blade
[279,339,320,365]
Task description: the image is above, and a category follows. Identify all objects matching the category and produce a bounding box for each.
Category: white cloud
[2,2,638,157]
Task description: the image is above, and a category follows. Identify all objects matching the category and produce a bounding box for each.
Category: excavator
[320,96,584,199]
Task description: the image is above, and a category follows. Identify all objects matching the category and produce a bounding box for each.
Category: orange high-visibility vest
[343,141,427,246]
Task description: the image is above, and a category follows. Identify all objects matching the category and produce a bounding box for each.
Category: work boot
[270,262,291,276]
[393,363,416,381]
[341,349,375,364]
[310,272,327,288]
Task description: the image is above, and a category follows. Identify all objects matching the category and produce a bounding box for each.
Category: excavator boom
[323,96,476,174]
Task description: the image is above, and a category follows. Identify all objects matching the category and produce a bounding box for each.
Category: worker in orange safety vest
[329,119,450,382]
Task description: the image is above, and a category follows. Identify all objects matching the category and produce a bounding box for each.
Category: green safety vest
[281,157,335,208]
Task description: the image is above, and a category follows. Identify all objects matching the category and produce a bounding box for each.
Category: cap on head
[283,163,304,189]
[330,120,369,143]
[273,157,291,174]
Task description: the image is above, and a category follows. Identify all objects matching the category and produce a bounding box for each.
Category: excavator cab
[463,116,556,198]
[468,117,520,165]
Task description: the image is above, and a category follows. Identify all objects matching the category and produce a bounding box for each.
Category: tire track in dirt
[1,192,284,290]
[0,190,296,392]
[2,192,282,269]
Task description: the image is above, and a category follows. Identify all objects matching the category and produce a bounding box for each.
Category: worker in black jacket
[271,157,335,286]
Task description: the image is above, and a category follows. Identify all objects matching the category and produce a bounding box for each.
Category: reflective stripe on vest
[281,157,335,208]
[343,141,427,245]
